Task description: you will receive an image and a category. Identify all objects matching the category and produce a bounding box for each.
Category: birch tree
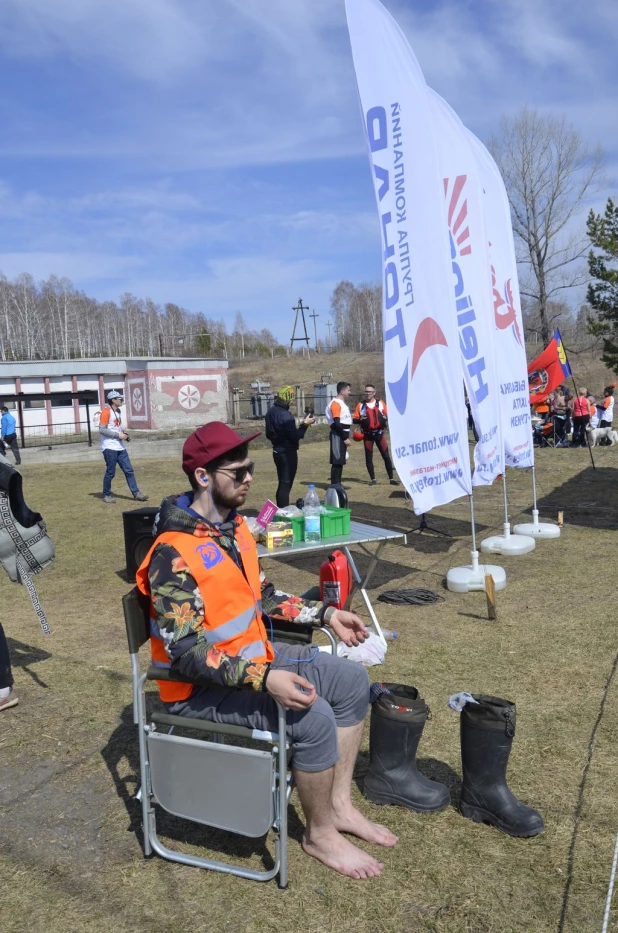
[488,107,604,344]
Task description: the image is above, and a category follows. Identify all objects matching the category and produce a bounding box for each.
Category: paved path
[13,436,185,466]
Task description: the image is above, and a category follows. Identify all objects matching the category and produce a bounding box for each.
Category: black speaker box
[122,506,159,583]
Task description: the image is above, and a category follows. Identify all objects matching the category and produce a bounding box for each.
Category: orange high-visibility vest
[136,516,274,703]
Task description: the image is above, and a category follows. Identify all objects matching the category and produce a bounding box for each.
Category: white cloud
[0,0,208,84]
[0,251,142,282]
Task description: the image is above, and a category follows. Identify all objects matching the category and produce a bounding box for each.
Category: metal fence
[227,394,364,424]
[18,420,94,448]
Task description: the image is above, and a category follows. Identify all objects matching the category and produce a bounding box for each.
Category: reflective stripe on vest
[136,517,273,703]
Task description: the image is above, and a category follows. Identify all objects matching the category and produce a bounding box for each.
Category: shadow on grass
[87,492,139,502]
[265,549,415,589]
[6,636,52,688]
[536,465,618,529]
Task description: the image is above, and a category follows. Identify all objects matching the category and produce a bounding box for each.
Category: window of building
[50,393,74,408]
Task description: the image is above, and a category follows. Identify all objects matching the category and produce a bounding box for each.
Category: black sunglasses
[214,461,255,484]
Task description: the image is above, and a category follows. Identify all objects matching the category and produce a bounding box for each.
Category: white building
[0,357,229,441]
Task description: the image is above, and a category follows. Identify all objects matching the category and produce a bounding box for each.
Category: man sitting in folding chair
[136,422,397,879]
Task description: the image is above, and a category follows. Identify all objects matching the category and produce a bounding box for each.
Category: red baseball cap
[182,422,261,475]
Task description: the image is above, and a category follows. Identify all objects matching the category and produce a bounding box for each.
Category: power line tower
[290,298,310,350]
[309,309,320,351]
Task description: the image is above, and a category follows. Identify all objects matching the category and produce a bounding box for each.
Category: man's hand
[344,438,352,447]
[119,432,129,440]
[265,670,317,710]
[303,415,315,426]
[328,609,369,647]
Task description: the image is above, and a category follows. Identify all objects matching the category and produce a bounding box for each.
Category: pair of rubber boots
[363,684,544,838]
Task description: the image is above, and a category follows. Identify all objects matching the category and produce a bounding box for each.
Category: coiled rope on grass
[377,588,444,606]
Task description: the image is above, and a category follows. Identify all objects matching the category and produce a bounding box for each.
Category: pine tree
[587,198,618,372]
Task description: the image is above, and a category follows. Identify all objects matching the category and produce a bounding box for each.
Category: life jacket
[357,399,387,432]
[136,515,274,703]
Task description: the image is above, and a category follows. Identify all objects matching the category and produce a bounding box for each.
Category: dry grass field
[1,436,618,933]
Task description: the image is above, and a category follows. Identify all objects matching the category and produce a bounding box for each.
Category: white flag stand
[481,473,536,555]
[512,465,560,539]
[447,495,506,593]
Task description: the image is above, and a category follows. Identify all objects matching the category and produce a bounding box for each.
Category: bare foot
[302,828,384,879]
[332,802,398,847]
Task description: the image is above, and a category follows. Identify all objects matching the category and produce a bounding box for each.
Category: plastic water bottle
[381,629,398,640]
[303,485,322,542]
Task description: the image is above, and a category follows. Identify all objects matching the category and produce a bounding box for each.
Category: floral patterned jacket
[147,494,326,694]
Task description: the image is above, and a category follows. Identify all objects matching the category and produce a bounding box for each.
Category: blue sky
[0,0,615,343]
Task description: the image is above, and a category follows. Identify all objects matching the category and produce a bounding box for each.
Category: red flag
[528,338,565,403]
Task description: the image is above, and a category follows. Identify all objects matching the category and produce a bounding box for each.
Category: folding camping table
[257,520,407,644]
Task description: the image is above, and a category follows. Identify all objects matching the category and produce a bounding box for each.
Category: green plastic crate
[272,512,305,543]
[320,506,351,539]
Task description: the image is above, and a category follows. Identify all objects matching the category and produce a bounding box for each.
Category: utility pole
[309,309,320,352]
[290,298,310,350]
[326,320,333,350]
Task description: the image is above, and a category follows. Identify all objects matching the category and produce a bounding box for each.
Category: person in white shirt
[99,390,148,504]
[325,382,353,486]
[598,386,615,426]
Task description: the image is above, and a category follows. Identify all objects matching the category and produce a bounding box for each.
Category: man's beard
[211,484,248,511]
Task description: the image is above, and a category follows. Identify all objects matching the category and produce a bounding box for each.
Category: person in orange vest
[136,422,397,878]
[352,384,399,486]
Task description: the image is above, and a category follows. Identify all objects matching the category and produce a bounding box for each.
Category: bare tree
[0,269,281,361]
[488,107,604,344]
[329,280,383,351]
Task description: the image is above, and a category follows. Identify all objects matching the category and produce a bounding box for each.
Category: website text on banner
[428,90,503,487]
[346,0,471,515]
[465,131,534,470]
[528,330,572,404]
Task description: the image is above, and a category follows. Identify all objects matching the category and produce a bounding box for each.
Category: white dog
[586,425,618,447]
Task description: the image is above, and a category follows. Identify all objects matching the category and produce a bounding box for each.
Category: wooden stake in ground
[485,573,497,620]
[558,510,564,526]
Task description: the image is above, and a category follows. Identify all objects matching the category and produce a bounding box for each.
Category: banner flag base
[480,523,536,556]
[512,509,560,540]
[446,549,507,593]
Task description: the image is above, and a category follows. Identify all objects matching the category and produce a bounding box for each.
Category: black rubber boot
[460,695,544,837]
[364,684,450,812]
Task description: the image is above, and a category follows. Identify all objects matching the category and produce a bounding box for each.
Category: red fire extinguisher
[319,550,352,610]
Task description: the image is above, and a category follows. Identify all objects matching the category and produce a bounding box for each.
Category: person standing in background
[264,386,315,507]
[99,390,148,504]
[352,385,398,486]
[569,388,590,448]
[550,389,569,447]
[0,407,21,465]
[325,382,353,486]
[597,385,616,428]
[588,395,599,430]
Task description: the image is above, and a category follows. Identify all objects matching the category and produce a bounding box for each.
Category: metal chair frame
[123,587,337,888]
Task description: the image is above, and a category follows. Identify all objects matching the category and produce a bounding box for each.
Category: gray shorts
[167,643,370,772]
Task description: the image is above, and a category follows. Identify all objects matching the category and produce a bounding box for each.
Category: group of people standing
[264,381,398,508]
[536,383,615,448]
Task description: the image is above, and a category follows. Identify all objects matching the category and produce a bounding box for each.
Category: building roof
[0,357,228,378]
